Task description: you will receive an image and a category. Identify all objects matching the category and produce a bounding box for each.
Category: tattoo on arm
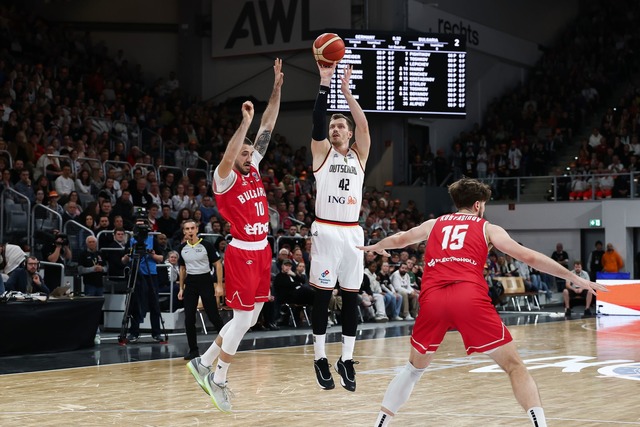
[254,130,271,156]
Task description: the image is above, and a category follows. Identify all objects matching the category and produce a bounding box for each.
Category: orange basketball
[312,33,345,67]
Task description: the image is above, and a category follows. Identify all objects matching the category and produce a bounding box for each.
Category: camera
[55,233,69,246]
[132,206,151,251]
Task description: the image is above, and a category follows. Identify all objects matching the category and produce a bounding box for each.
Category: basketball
[312,33,345,67]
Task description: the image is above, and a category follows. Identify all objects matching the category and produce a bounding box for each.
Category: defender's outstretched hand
[356,243,390,257]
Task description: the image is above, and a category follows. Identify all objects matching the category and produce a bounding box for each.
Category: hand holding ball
[312,33,345,67]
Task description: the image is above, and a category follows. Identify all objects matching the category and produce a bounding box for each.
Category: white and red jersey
[422,213,488,291]
[213,153,269,242]
[313,146,364,223]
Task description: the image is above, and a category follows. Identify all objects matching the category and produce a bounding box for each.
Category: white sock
[374,411,393,426]
[342,335,356,360]
[381,363,426,414]
[200,341,221,367]
[313,334,327,360]
[213,359,230,385]
[527,407,547,427]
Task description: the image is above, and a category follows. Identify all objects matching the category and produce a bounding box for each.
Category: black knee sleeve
[340,291,359,336]
[312,288,333,335]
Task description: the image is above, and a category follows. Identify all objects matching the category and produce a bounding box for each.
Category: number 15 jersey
[422,213,489,291]
[314,147,365,223]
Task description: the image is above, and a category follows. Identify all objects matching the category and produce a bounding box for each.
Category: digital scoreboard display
[327,31,466,118]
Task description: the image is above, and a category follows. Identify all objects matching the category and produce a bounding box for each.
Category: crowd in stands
[1,2,640,329]
[410,1,640,203]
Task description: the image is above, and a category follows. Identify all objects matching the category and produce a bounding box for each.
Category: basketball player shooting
[186,58,284,412]
[309,61,370,392]
[358,178,607,426]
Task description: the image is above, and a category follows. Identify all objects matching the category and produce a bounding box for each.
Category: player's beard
[235,160,251,175]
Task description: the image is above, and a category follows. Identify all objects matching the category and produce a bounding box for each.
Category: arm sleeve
[311,85,330,141]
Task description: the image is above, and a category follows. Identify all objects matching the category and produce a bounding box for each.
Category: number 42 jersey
[314,147,365,223]
[422,213,489,291]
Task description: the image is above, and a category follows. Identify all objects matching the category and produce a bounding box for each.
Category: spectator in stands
[199,195,219,225]
[390,262,418,320]
[14,169,35,203]
[78,236,107,296]
[601,243,624,273]
[273,259,314,307]
[363,261,390,322]
[75,169,92,198]
[130,177,152,207]
[550,242,569,291]
[61,200,81,224]
[157,205,179,239]
[377,261,402,320]
[563,261,593,317]
[47,190,64,217]
[41,230,72,292]
[171,183,190,215]
[54,163,75,198]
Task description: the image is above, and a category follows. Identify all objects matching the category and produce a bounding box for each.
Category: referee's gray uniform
[179,238,224,357]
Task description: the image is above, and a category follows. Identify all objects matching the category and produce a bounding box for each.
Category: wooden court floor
[1,316,640,426]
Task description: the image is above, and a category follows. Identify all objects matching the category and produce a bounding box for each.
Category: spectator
[273,259,314,307]
[102,227,129,279]
[157,205,179,240]
[587,240,605,281]
[14,169,35,203]
[601,243,624,273]
[363,261,390,322]
[54,164,75,198]
[78,236,107,296]
[563,261,594,317]
[390,262,418,320]
[550,242,570,291]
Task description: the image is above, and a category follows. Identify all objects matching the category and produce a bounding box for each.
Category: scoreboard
[326,31,466,118]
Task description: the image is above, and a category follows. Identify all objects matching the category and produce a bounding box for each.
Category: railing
[77,157,102,173]
[102,160,131,181]
[39,261,65,293]
[112,119,141,148]
[132,162,157,179]
[63,220,95,263]
[465,171,640,203]
[157,165,184,183]
[0,188,31,244]
[0,150,13,169]
[30,204,63,252]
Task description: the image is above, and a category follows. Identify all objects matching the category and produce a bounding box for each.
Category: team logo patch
[246,260,253,265]
[252,172,259,180]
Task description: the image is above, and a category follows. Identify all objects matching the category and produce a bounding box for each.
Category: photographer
[123,214,164,343]
[41,230,72,292]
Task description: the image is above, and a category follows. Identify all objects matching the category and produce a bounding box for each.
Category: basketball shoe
[204,372,233,412]
[313,357,335,390]
[187,357,211,395]
[335,357,359,392]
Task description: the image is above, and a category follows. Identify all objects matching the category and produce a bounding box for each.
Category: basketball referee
[178,219,225,360]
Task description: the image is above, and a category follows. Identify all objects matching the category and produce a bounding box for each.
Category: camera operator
[78,236,108,296]
[123,213,164,343]
[41,230,73,292]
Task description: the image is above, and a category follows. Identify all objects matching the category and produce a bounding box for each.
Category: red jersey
[213,165,269,242]
[422,212,488,291]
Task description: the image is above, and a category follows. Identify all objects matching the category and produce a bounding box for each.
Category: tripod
[118,244,169,344]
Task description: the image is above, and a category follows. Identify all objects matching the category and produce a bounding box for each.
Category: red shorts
[224,244,272,311]
[411,282,512,355]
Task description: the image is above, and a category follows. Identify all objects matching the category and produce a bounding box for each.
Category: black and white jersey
[178,238,219,275]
